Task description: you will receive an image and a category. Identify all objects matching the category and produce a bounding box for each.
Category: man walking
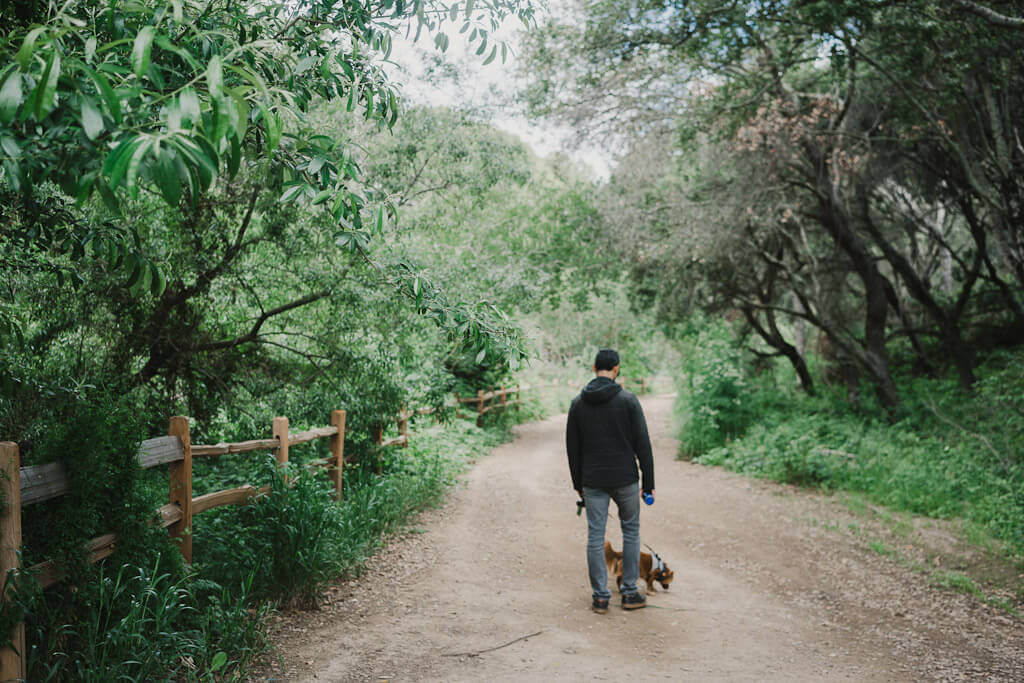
[566,349,655,613]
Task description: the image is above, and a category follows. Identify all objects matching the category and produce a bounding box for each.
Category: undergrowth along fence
[0,409,364,678]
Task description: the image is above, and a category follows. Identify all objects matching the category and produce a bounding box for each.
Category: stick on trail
[441,630,545,658]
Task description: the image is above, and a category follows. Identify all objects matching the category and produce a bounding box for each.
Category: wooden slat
[288,426,338,446]
[157,503,183,529]
[381,435,408,448]
[138,436,185,468]
[192,485,265,515]
[311,454,353,467]
[191,438,280,458]
[28,533,118,589]
[19,462,69,506]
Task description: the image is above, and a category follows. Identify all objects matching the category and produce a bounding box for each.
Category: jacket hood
[582,376,622,405]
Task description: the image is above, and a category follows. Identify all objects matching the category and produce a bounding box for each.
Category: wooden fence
[452,377,650,425]
[0,408,376,679]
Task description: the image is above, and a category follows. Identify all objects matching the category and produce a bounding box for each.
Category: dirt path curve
[267,395,1024,682]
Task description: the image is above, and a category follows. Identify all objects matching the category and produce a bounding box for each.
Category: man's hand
[575,489,583,499]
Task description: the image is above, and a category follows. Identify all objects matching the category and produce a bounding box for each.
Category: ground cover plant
[684,345,1024,568]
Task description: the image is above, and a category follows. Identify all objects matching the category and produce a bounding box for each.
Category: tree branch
[950,0,1024,29]
[195,289,331,352]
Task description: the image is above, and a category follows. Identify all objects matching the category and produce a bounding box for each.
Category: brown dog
[604,541,675,595]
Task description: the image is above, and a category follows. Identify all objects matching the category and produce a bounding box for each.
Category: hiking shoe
[592,597,609,614]
[621,592,646,610]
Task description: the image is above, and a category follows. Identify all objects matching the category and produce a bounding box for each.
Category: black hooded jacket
[566,377,654,493]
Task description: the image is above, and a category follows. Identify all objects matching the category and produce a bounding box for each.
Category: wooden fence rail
[0,407,360,678]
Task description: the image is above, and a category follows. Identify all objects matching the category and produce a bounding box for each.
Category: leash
[595,505,665,567]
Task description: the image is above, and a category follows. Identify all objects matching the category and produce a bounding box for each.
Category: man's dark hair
[594,348,620,371]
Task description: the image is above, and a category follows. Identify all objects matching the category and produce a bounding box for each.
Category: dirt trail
[265,395,1024,682]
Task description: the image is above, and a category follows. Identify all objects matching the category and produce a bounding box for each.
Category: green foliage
[16,391,176,576]
[0,0,534,268]
[692,350,1024,559]
[6,557,267,681]
[676,318,756,457]
[197,459,346,608]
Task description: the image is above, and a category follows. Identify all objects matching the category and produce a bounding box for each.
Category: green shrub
[693,351,1024,559]
[677,320,757,456]
[8,557,267,682]
[196,459,346,608]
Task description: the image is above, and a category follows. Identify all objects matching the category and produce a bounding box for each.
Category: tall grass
[682,348,1024,561]
[12,558,267,681]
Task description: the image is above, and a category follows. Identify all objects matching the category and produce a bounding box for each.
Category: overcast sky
[382,6,612,179]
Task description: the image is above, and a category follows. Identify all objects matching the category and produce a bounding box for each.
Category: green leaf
[207,54,223,95]
[179,87,200,125]
[475,348,486,364]
[1,159,21,192]
[34,48,61,119]
[125,260,142,289]
[80,97,104,140]
[124,138,155,197]
[132,26,156,78]
[85,36,97,63]
[104,137,140,189]
[312,188,332,205]
[150,264,166,297]
[15,27,47,70]
[0,71,22,124]
[95,177,120,213]
[280,183,305,203]
[83,66,121,124]
[211,652,227,672]
[0,136,19,158]
[482,45,497,66]
[227,133,241,178]
[152,147,181,205]
[258,103,280,152]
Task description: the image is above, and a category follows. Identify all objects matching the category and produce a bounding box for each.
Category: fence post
[0,442,26,682]
[329,410,346,501]
[168,417,193,564]
[476,390,485,427]
[272,417,289,468]
[640,378,646,395]
[398,408,408,448]
[499,386,506,409]
[515,383,521,413]
[372,424,383,474]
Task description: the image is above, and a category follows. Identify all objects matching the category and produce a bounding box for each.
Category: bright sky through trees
[383,1,614,179]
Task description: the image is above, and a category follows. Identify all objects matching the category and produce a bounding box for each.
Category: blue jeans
[583,482,640,599]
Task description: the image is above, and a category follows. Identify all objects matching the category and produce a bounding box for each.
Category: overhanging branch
[195,289,332,352]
